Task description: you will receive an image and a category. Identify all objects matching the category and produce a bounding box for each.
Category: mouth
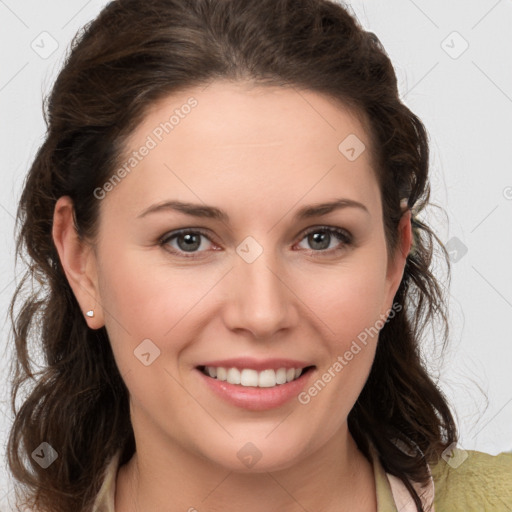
[196,365,316,388]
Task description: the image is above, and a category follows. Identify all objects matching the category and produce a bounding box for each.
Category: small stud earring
[86,310,94,318]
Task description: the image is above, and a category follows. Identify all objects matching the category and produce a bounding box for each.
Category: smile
[198,365,314,388]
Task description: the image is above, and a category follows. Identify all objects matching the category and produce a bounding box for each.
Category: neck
[115,424,377,512]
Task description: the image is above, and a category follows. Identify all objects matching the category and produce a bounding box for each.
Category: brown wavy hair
[6,0,457,510]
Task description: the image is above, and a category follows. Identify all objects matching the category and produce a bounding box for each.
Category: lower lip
[196,367,315,411]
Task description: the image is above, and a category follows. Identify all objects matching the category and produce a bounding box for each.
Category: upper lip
[197,358,315,372]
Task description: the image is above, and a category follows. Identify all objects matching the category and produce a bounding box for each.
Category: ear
[52,196,104,329]
[382,208,412,315]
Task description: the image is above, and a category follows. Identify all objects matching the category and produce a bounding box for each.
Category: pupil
[179,233,200,251]
[310,232,329,250]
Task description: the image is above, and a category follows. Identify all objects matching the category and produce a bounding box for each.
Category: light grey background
[1,1,511,509]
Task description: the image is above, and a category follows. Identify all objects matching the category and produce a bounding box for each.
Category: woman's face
[60,80,410,472]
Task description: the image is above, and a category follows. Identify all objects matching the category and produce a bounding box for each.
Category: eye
[159,229,215,257]
[296,226,352,255]
[159,226,352,258]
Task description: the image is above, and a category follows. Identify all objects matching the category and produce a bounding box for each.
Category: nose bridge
[226,235,295,337]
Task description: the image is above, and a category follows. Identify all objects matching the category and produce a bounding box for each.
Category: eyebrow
[137,197,369,222]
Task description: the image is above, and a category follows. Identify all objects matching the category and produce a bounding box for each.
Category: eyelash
[158,226,353,259]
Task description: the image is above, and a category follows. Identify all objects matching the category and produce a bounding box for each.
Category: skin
[52,80,412,512]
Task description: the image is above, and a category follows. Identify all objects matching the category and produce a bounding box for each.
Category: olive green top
[428,447,512,511]
[91,445,512,511]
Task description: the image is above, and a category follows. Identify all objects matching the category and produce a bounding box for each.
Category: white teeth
[275,368,287,384]
[258,369,276,388]
[227,367,241,384]
[216,367,227,381]
[241,369,259,386]
[203,366,306,387]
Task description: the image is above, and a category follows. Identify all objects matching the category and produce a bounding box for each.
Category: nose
[222,246,298,340]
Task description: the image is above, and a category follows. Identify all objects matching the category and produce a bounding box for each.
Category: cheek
[295,250,389,347]
[95,249,211,422]
[295,258,389,422]
[96,246,222,361]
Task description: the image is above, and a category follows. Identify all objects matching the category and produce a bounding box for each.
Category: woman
[7,0,511,511]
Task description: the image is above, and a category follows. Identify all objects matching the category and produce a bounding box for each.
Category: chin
[198,435,311,474]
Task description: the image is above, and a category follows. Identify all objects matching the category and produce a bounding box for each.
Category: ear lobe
[52,196,104,329]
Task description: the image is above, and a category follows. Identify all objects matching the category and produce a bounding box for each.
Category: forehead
[107,80,381,220]
[132,80,373,154]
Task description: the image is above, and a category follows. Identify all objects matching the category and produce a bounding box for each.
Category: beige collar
[369,442,436,512]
